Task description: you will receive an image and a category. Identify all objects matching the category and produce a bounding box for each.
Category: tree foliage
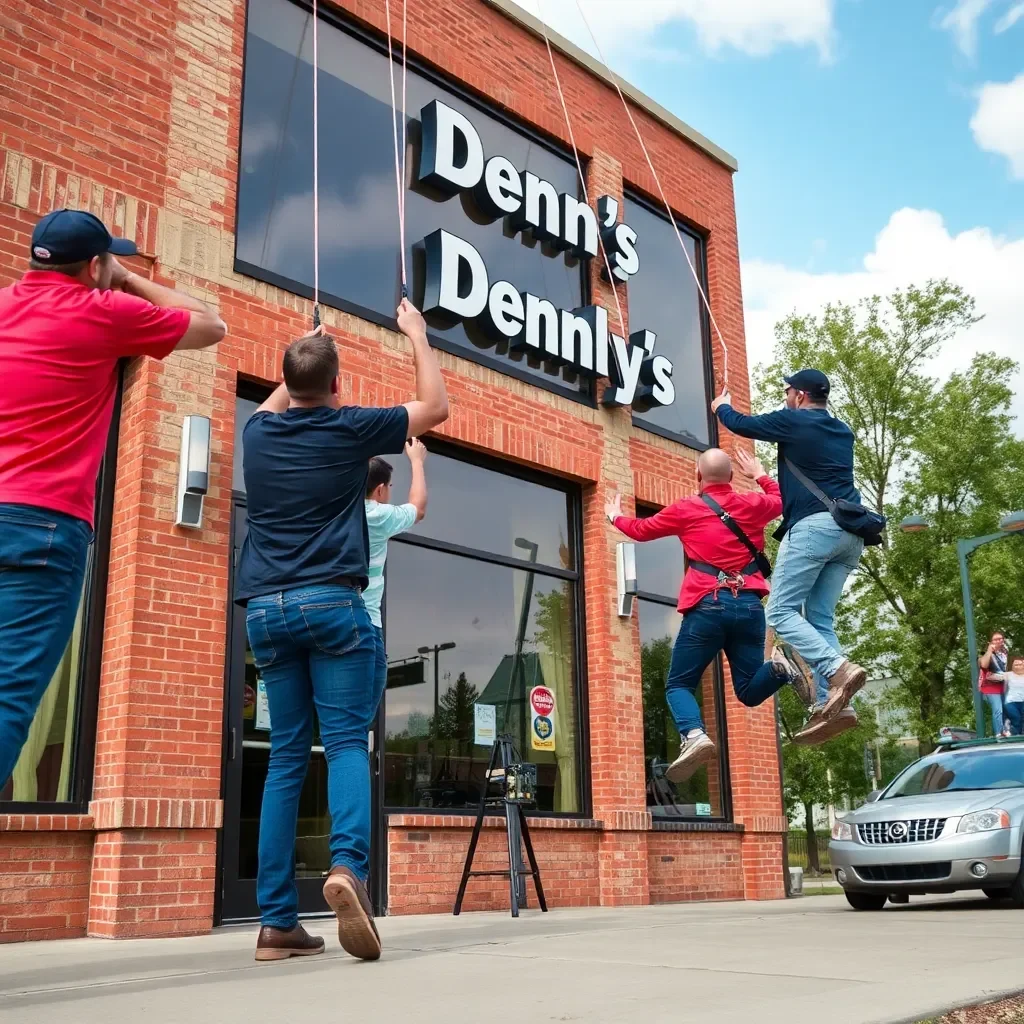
[755,281,1024,750]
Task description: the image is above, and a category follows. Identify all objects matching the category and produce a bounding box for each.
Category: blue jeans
[984,692,1006,736]
[1004,700,1022,737]
[766,513,864,706]
[246,584,386,929]
[666,590,786,734]
[0,504,92,788]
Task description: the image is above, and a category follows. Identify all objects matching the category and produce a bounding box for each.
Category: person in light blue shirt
[364,438,428,651]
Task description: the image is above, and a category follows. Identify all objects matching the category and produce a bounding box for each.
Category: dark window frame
[235,0,594,408]
[624,188,718,452]
[382,436,591,820]
[634,502,732,823]
[0,369,124,813]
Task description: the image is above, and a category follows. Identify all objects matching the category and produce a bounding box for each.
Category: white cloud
[939,0,995,57]
[995,1,1024,31]
[529,0,835,61]
[970,72,1024,178]
[741,208,1024,425]
[938,0,1024,54]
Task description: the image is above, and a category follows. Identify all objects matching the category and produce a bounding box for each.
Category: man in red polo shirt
[0,209,226,788]
[606,448,798,783]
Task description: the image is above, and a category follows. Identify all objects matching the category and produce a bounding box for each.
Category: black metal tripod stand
[453,734,547,918]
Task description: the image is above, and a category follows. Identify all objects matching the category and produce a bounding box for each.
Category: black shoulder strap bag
[698,493,773,579]
[784,458,887,547]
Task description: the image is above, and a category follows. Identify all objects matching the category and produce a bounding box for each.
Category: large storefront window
[383,447,583,814]
[625,195,711,448]
[237,0,586,399]
[635,506,727,818]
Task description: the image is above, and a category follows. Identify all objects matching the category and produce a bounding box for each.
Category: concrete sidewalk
[2,893,1022,1024]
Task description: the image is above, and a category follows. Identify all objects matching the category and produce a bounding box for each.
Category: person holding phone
[979,631,1009,737]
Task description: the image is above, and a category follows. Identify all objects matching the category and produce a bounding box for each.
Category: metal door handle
[229,726,237,761]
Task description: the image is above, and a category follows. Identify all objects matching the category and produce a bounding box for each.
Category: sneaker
[254,923,325,962]
[821,660,868,719]
[792,706,859,746]
[322,866,382,961]
[665,731,716,784]
[772,645,813,706]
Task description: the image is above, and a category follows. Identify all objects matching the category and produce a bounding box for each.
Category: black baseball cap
[784,368,830,400]
[30,209,137,265]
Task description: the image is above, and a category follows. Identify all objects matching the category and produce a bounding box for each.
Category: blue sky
[534,0,1024,421]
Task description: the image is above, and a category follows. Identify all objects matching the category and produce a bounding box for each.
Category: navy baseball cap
[784,368,830,400]
[30,209,137,265]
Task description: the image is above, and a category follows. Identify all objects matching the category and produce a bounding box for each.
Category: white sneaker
[665,731,716,784]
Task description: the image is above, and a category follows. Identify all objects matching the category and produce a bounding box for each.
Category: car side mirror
[865,790,881,803]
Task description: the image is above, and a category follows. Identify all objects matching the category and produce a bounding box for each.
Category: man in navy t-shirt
[712,369,867,746]
[238,299,448,964]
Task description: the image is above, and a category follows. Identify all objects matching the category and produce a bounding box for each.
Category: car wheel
[983,887,1011,901]
[845,891,887,911]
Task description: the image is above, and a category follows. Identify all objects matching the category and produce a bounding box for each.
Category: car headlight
[957,809,1011,834]
[831,820,852,841]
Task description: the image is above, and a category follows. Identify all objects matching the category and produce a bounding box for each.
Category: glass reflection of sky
[238,0,583,391]
[625,197,709,446]
[387,450,572,569]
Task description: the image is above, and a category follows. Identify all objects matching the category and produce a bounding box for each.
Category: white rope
[533,0,625,339]
[573,0,730,386]
[311,0,321,323]
[384,0,409,295]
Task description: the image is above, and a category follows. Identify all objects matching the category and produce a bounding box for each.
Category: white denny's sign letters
[415,100,676,410]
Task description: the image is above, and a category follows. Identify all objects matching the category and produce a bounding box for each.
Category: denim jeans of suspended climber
[765,513,864,708]
[665,590,790,734]
[0,504,92,789]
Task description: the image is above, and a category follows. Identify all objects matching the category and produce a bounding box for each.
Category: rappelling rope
[384,0,409,298]
[311,0,321,328]
[572,0,730,386]
[533,0,625,340]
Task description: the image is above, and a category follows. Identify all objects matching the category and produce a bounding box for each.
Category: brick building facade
[0,0,786,943]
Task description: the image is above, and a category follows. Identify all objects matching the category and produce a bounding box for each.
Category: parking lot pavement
[1,893,1022,1024]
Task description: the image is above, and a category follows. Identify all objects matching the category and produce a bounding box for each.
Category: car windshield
[883,749,1024,799]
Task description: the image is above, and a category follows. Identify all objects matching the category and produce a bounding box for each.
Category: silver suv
[829,738,1024,911]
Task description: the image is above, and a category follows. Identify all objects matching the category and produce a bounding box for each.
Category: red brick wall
[387,815,601,914]
[0,0,784,939]
[0,817,94,943]
[648,830,744,904]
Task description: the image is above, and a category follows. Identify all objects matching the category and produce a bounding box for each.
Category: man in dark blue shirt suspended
[712,369,867,746]
[237,300,448,965]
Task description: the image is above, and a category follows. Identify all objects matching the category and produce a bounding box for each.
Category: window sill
[388,813,602,830]
[0,813,95,832]
[651,820,744,833]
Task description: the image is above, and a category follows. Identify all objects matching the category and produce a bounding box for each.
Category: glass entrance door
[219,499,385,921]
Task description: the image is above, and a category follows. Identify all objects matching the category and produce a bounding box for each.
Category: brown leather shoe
[322,866,381,961]
[793,706,858,746]
[821,660,867,719]
[254,923,325,962]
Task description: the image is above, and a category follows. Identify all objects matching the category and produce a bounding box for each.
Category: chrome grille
[857,818,946,845]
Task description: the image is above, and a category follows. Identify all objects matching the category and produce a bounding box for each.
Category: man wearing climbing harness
[713,369,869,745]
[0,209,226,793]
[606,448,798,783]
[236,299,448,964]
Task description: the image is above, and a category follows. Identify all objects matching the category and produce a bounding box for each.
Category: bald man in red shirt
[0,209,226,790]
[607,448,800,783]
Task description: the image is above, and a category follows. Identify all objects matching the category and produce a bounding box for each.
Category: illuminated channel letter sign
[416,99,676,410]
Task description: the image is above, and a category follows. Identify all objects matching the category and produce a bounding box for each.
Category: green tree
[434,672,479,744]
[754,281,1024,750]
